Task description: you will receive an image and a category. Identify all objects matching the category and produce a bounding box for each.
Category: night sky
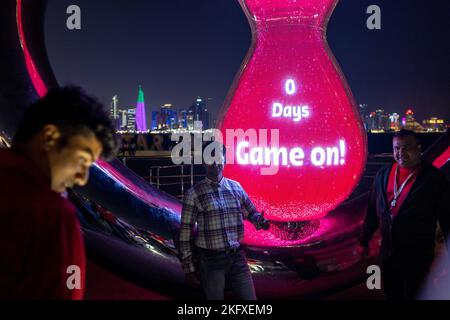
[45,0,450,126]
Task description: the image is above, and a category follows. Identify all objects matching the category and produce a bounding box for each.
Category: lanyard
[390,164,416,208]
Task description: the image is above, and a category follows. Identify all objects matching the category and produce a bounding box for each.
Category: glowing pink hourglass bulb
[219,0,367,226]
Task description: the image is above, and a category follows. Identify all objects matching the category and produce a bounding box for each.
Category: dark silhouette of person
[130,139,137,157]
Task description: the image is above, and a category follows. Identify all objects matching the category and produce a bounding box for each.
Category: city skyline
[109,87,214,132]
[360,106,447,133]
[112,88,448,133]
[45,0,450,123]
[112,87,449,130]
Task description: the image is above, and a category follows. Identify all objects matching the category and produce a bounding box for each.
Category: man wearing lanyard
[179,142,270,300]
[358,129,449,299]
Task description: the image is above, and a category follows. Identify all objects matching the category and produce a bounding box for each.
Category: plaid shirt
[179,177,262,273]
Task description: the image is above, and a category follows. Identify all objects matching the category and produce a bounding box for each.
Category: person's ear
[42,124,61,151]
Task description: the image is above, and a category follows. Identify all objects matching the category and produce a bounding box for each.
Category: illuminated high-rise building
[158,104,177,130]
[110,95,119,119]
[422,117,445,132]
[358,104,370,131]
[388,113,400,131]
[151,111,160,130]
[186,109,195,131]
[406,109,414,122]
[168,111,178,129]
[404,109,416,131]
[110,95,120,131]
[151,104,179,131]
[367,109,388,132]
[375,109,389,131]
[127,107,136,132]
[117,109,128,131]
[135,85,148,132]
[116,107,137,132]
[187,97,210,130]
[178,109,187,129]
[403,108,424,132]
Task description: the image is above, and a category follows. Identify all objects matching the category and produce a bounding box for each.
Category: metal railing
[125,155,393,199]
[148,163,205,198]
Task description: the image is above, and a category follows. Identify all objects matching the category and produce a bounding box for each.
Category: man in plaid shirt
[179,142,270,300]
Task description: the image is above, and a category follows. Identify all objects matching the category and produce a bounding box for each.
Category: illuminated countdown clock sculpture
[218,0,367,239]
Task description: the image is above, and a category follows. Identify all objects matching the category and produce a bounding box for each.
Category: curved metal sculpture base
[1,0,448,299]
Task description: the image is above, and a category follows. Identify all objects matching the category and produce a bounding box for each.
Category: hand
[355,244,369,258]
[185,272,201,288]
[256,210,270,231]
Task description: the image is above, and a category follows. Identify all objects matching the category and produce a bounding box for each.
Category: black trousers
[381,254,433,300]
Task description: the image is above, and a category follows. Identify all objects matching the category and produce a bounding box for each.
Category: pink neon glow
[243,217,336,247]
[433,146,450,169]
[16,0,47,98]
[219,0,367,222]
[243,196,366,247]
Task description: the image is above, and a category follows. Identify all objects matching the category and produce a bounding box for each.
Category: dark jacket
[0,149,86,299]
[360,161,450,261]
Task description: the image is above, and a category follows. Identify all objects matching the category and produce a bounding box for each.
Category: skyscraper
[110,95,120,131]
[186,109,195,131]
[403,109,423,132]
[117,109,128,131]
[178,109,187,129]
[135,85,148,132]
[389,113,400,131]
[110,95,119,120]
[127,107,137,132]
[151,104,178,130]
[159,104,176,130]
[187,97,210,130]
[151,111,160,130]
[367,109,388,132]
[375,109,389,131]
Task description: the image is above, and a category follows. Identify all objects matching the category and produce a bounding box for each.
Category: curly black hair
[13,86,118,160]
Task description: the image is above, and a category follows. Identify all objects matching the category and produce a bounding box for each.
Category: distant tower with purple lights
[135,85,148,131]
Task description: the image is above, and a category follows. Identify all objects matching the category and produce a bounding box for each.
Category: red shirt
[386,162,421,218]
[0,149,85,299]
